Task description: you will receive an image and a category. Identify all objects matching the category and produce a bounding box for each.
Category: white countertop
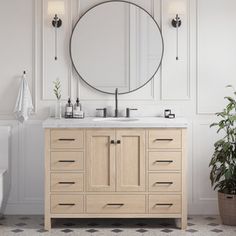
[43,117,188,128]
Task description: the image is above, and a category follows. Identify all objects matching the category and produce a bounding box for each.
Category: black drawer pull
[58,203,75,206]
[155,160,173,163]
[154,139,173,141]
[58,182,75,185]
[111,140,115,144]
[117,140,121,144]
[58,139,76,141]
[155,182,173,185]
[106,203,124,206]
[58,160,76,163]
[155,203,173,206]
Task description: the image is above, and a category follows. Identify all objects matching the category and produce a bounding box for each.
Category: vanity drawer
[149,173,181,192]
[86,195,146,214]
[148,129,181,149]
[51,195,84,214]
[51,129,84,149]
[149,195,181,214]
[148,152,181,171]
[51,173,84,192]
[51,151,84,171]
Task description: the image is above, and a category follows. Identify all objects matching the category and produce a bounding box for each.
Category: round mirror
[70,1,164,94]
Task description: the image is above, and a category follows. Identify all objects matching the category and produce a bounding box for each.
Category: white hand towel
[14,73,34,123]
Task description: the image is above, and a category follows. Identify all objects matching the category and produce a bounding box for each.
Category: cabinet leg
[44,216,51,231]
[175,218,187,230]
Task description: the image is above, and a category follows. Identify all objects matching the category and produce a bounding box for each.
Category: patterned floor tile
[161,228,173,233]
[187,222,195,226]
[136,228,149,233]
[18,217,30,220]
[208,223,220,226]
[205,217,217,220]
[61,228,74,233]
[0,215,235,236]
[111,229,123,233]
[11,229,24,233]
[86,228,99,233]
[186,229,198,233]
[211,228,223,233]
[15,223,27,227]
[36,229,48,233]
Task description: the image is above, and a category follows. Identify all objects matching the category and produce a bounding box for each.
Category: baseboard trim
[188,202,219,215]
[5,203,43,215]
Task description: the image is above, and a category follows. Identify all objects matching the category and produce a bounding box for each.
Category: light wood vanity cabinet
[45,128,187,230]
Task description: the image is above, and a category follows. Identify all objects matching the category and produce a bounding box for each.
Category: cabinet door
[86,129,116,192]
[116,129,145,191]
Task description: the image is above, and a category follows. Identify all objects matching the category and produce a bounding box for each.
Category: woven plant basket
[218,192,236,226]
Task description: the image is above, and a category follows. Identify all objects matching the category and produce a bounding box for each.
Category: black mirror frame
[69,0,164,95]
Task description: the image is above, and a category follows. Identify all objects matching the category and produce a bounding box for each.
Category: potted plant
[209,85,236,225]
[53,79,62,119]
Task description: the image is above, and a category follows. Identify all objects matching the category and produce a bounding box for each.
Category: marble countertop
[43,117,188,128]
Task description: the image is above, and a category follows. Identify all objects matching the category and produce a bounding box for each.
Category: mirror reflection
[70,1,164,94]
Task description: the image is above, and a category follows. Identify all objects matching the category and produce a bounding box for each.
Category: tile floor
[0,215,235,235]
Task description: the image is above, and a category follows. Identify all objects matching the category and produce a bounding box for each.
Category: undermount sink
[93,117,139,122]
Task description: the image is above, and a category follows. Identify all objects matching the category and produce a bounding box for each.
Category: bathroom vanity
[43,117,188,230]
[43,1,185,229]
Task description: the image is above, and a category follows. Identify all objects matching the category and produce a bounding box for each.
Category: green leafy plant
[209,85,236,195]
[53,79,61,100]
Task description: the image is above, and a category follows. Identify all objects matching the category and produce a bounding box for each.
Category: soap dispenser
[73,98,81,118]
[65,98,73,118]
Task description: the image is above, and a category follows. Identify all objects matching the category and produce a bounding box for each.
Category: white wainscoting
[3,121,44,214]
[161,0,190,100]
[196,0,236,114]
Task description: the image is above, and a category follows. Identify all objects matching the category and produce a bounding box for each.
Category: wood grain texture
[51,151,84,171]
[51,172,84,192]
[51,194,84,214]
[86,129,116,192]
[148,151,182,171]
[51,129,84,149]
[149,172,181,192]
[44,127,187,230]
[148,129,182,149]
[86,195,146,214]
[44,129,51,230]
[149,194,181,214]
[116,129,145,192]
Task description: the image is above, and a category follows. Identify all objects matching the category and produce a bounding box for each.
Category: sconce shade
[48,1,65,15]
[168,1,186,14]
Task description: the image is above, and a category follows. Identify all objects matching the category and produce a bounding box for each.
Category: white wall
[0,0,236,215]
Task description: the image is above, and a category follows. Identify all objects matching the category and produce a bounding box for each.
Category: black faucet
[115,88,118,117]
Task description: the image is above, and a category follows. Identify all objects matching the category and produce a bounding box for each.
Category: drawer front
[148,129,181,149]
[51,152,84,171]
[51,195,84,214]
[51,129,84,149]
[86,195,146,214]
[149,195,181,214]
[51,173,84,192]
[149,173,181,192]
[149,152,181,171]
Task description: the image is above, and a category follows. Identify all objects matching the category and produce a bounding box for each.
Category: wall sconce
[169,1,186,60]
[48,1,65,61]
